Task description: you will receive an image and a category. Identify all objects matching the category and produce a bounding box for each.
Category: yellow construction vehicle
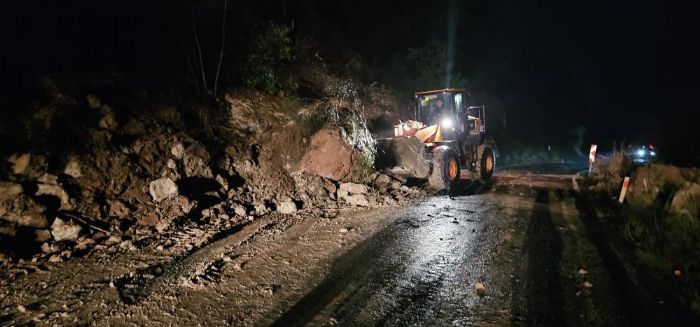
[376,88,497,191]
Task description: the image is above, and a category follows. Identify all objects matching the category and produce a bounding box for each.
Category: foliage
[390,36,468,97]
[241,23,293,95]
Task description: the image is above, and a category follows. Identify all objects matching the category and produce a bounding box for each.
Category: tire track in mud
[114,217,275,304]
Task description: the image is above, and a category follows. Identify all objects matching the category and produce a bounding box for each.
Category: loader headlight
[635,148,646,157]
[440,117,453,129]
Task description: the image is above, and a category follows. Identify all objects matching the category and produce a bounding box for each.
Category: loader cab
[415,88,484,139]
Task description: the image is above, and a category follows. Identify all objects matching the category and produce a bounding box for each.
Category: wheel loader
[376,88,497,191]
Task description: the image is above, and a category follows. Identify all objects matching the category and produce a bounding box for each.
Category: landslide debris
[0,77,419,272]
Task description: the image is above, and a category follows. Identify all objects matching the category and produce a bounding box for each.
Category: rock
[171,143,185,160]
[139,196,195,232]
[0,182,48,228]
[234,205,247,217]
[475,282,486,296]
[50,218,81,242]
[338,182,368,195]
[7,153,31,175]
[254,203,268,216]
[670,183,700,216]
[41,242,54,254]
[107,199,130,218]
[63,159,81,178]
[149,177,178,202]
[374,174,393,190]
[583,281,594,288]
[137,211,158,227]
[86,94,102,109]
[277,200,297,215]
[337,183,370,206]
[343,194,370,207]
[301,129,354,181]
[183,155,213,178]
[75,237,95,251]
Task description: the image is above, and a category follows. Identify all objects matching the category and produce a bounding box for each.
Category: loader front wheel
[428,147,459,192]
[476,146,495,182]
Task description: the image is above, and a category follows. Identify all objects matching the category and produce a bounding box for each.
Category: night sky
[2,0,699,165]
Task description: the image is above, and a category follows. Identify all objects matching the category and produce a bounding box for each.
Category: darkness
[2,0,699,165]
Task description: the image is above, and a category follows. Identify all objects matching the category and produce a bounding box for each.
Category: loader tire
[428,147,459,192]
[475,145,495,182]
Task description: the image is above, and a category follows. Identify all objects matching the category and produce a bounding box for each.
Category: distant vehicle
[624,144,657,165]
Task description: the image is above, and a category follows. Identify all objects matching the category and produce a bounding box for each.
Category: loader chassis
[379,88,496,191]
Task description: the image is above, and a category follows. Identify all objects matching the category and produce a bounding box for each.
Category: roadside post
[618,177,630,203]
[588,144,597,175]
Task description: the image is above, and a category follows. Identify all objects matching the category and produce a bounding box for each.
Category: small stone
[338,182,368,195]
[148,178,178,202]
[277,200,297,215]
[63,159,81,178]
[51,218,81,242]
[343,194,369,207]
[171,143,185,160]
[107,199,130,218]
[103,234,121,246]
[578,268,588,276]
[17,304,27,313]
[41,242,53,253]
[234,205,247,217]
[339,228,348,233]
[8,153,31,175]
[48,255,62,263]
[583,281,593,288]
[475,282,486,296]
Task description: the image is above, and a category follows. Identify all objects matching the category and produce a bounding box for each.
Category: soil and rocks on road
[2,168,697,326]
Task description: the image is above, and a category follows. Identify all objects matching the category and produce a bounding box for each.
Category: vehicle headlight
[650,151,656,156]
[440,118,453,129]
[636,148,646,157]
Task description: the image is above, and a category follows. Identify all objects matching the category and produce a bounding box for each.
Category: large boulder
[0,182,48,229]
[301,129,354,181]
[375,137,430,179]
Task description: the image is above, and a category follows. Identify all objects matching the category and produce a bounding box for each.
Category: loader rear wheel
[428,147,459,191]
[476,146,495,182]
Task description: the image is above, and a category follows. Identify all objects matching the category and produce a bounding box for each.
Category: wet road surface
[266,170,693,326]
[4,167,697,326]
